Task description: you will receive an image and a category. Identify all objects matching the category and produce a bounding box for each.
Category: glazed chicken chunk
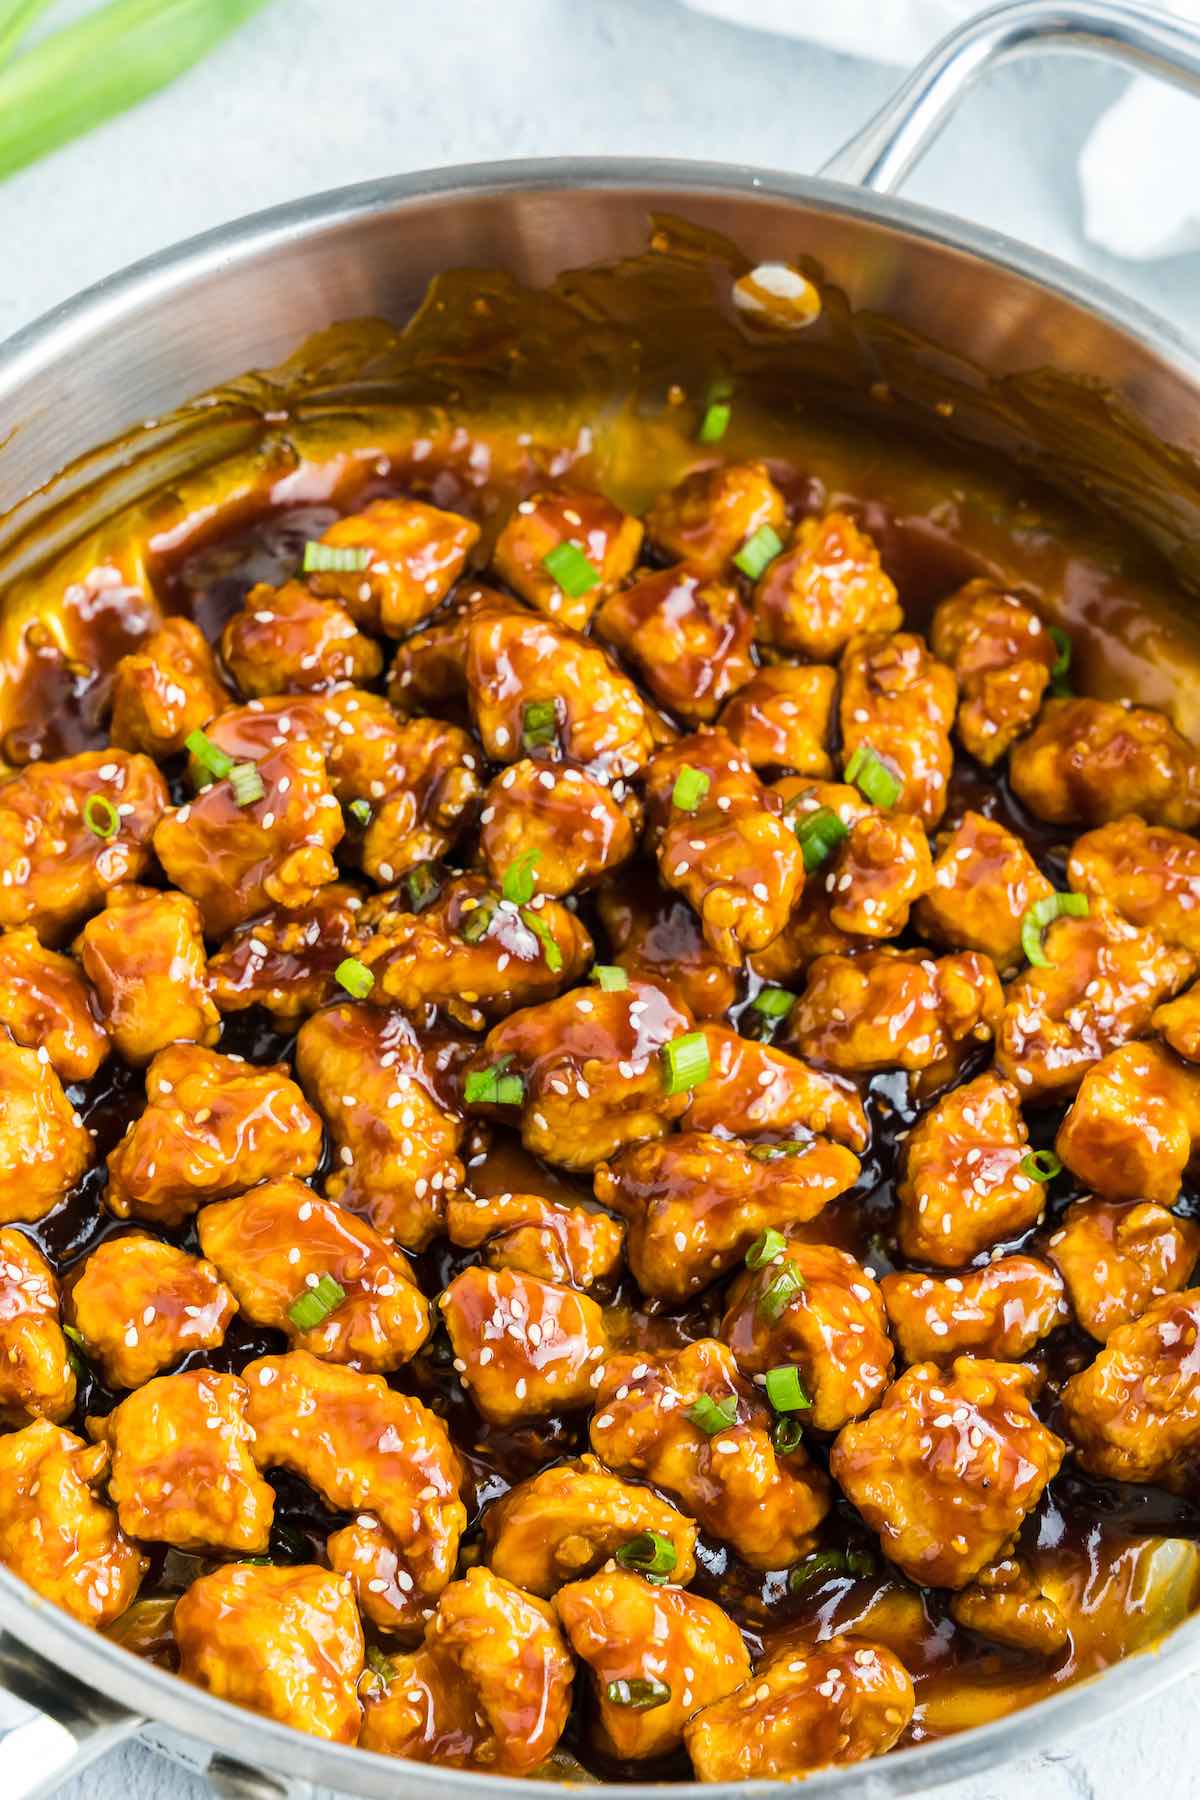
[108,616,230,758]
[1060,1289,1200,1489]
[206,882,368,1020]
[0,925,107,1080]
[838,631,957,827]
[642,729,761,845]
[66,1234,236,1389]
[686,1023,870,1150]
[220,580,383,694]
[444,1190,625,1289]
[440,1265,609,1425]
[0,1029,91,1224]
[751,510,902,661]
[594,563,755,722]
[78,884,219,1064]
[915,810,1054,974]
[717,663,836,776]
[596,867,738,1019]
[478,759,638,897]
[1069,816,1200,955]
[1156,982,1200,1064]
[1047,1199,1200,1341]
[882,1256,1069,1364]
[789,949,1003,1086]
[1009,696,1200,829]
[896,1072,1041,1267]
[830,1358,1066,1588]
[948,1558,1068,1656]
[0,1228,75,1425]
[387,582,519,716]
[645,461,787,578]
[806,805,934,942]
[305,495,480,636]
[494,488,644,630]
[1055,1041,1200,1205]
[929,580,1055,764]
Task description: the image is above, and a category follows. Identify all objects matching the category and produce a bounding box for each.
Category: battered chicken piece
[684,1634,915,1781]
[0,749,167,941]
[839,631,957,827]
[105,1044,323,1229]
[641,729,761,846]
[916,810,1055,975]
[325,1515,426,1636]
[484,1455,698,1597]
[896,1073,1040,1267]
[478,759,638,897]
[223,580,382,695]
[67,1234,236,1389]
[493,488,643,630]
[556,1568,750,1761]
[445,1190,624,1289]
[1156,982,1200,1063]
[387,583,521,716]
[723,1242,893,1431]
[658,784,807,966]
[590,1338,831,1569]
[882,1256,1069,1364]
[1069,816,1200,955]
[0,1228,74,1425]
[306,495,480,636]
[949,1558,1069,1655]
[175,1563,364,1742]
[206,882,368,1020]
[359,1566,573,1773]
[594,1130,860,1302]
[930,581,1055,765]
[439,1265,609,1425]
[1060,1288,1200,1489]
[830,1358,1065,1588]
[751,511,902,661]
[0,926,107,1080]
[294,1003,464,1249]
[596,868,739,1019]
[594,563,755,723]
[352,714,482,889]
[996,901,1195,1100]
[198,1178,431,1368]
[1047,1199,1200,1342]
[716,663,836,775]
[814,808,934,941]
[686,1024,870,1152]
[790,949,1002,1086]
[645,461,787,578]
[0,1030,91,1224]
[154,738,343,936]
[1010,696,1200,829]
[0,1420,145,1626]
[108,616,230,758]
[78,884,220,1064]
[97,1369,273,1553]
[1055,1041,1200,1206]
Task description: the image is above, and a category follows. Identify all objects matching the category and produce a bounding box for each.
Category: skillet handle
[821,0,1200,193]
[0,1632,146,1798]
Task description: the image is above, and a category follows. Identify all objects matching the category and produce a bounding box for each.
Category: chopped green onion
[661,1030,710,1095]
[365,1645,395,1687]
[406,864,441,913]
[460,896,498,944]
[520,904,564,973]
[347,798,372,828]
[83,793,119,839]
[62,1323,90,1382]
[502,850,540,906]
[671,764,710,812]
[615,1531,677,1578]
[464,1056,525,1107]
[733,523,784,581]
[752,986,795,1021]
[542,541,601,599]
[844,742,902,809]
[238,1556,273,1566]
[592,964,629,991]
[335,957,374,1000]
[764,1364,812,1413]
[605,1677,671,1710]
[185,727,233,781]
[229,761,265,808]
[521,698,558,751]
[788,1548,874,1591]
[685,1394,739,1435]
[748,1142,809,1163]
[303,541,371,574]
[1021,892,1089,968]
[287,1273,347,1332]
[1021,1149,1062,1182]
[745,1227,786,1269]
[62,1323,87,1350]
[697,398,731,444]
[772,1415,804,1454]
[1048,625,1072,680]
[757,1263,806,1324]
[795,806,849,872]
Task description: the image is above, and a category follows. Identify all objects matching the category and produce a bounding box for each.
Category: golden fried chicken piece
[684,1634,915,1781]
[387,583,521,716]
[0,1229,74,1425]
[590,1338,831,1569]
[810,807,934,942]
[306,495,480,636]
[641,728,761,847]
[596,867,739,1019]
[1060,1289,1200,1488]
[1047,1198,1200,1342]
[445,1190,624,1289]
[494,488,643,630]
[717,663,836,775]
[484,1454,698,1597]
[686,1024,870,1151]
[78,884,220,1064]
[839,631,957,827]
[659,784,807,966]
[221,580,383,695]
[0,1030,91,1224]
[0,750,167,942]
[67,1234,235,1389]
[0,926,107,1080]
[198,1178,431,1368]
[439,1265,609,1425]
[556,1568,750,1761]
[949,1558,1068,1655]
[105,1044,322,1229]
[1010,696,1200,829]
[595,1130,859,1302]
[97,1369,273,1554]
[478,759,638,898]
[1069,816,1200,955]
[645,461,787,578]
[1156,983,1200,1063]
[360,1566,573,1773]
[206,882,368,1020]
[175,1564,364,1742]
[930,581,1055,764]
[752,511,902,661]
[293,1002,463,1248]
[595,564,755,723]
[0,1419,145,1626]
[916,810,1055,975]
[325,1516,425,1637]
[790,949,1002,1087]
[108,616,230,758]
[882,1256,1069,1364]
[996,900,1195,1100]
[830,1358,1065,1588]
[896,1072,1039,1267]
[1056,1041,1200,1206]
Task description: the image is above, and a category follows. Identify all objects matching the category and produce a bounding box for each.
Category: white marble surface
[6,0,1200,1795]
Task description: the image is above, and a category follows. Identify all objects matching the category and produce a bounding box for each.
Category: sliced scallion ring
[1021,892,1089,968]
[1020,1149,1062,1182]
[542,541,600,598]
[229,761,265,808]
[502,849,539,906]
[772,1415,804,1454]
[521,697,558,750]
[744,1227,786,1269]
[520,904,563,973]
[303,541,371,574]
[592,964,629,991]
[459,895,498,944]
[764,1364,812,1413]
[733,523,783,581]
[751,986,795,1021]
[661,1030,710,1095]
[614,1531,677,1579]
[605,1677,671,1710]
[685,1393,739,1435]
[334,957,374,1000]
[185,727,233,781]
[347,797,372,827]
[464,1056,524,1107]
[83,793,119,839]
[671,764,710,812]
[287,1273,347,1331]
[757,1263,806,1324]
[795,805,849,872]
[844,742,902,809]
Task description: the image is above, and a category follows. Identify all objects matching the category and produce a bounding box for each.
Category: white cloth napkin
[682,0,1200,259]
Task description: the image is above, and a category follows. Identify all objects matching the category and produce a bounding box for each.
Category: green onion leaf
[521,698,558,751]
[365,1645,395,1687]
[502,850,540,906]
[62,1322,90,1381]
[605,1677,671,1710]
[752,986,795,1020]
[0,2,56,69]
[520,905,564,973]
[1048,625,1072,681]
[772,1415,804,1454]
[1021,892,1089,968]
[62,1323,87,1350]
[406,864,441,913]
[614,1531,677,1578]
[795,805,849,872]
[83,793,119,839]
[733,524,784,581]
[788,1548,874,1591]
[844,742,902,809]
[464,1056,525,1107]
[334,957,374,1000]
[661,1030,710,1095]
[303,541,371,574]
[697,399,731,445]
[185,727,234,781]
[542,541,601,599]
[347,798,372,828]
[592,964,629,991]
[748,1142,809,1163]
[758,1263,806,1324]
[460,896,498,944]
[685,1394,739,1435]
[764,1364,812,1413]
[1021,1149,1062,1182]
[287,1273,347,1332]
[229,761,265,808]
[671,764,710,813]
[745,1227,786,1269]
